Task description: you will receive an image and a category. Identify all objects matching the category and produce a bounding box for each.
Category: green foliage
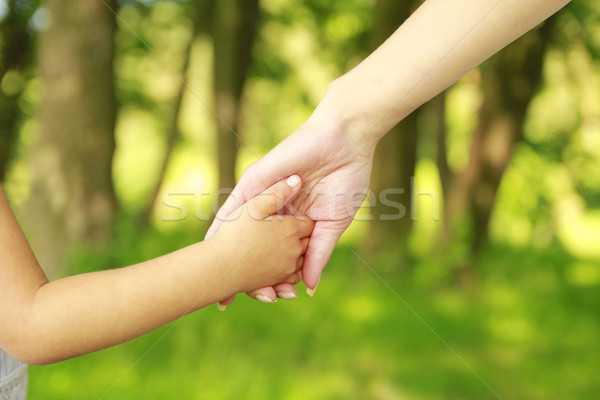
[29,244,600,399]
[62,212,205,277]
[1,1,599,398]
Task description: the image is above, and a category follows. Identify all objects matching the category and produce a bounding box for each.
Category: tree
[21,0,118,277]
[0,0,38,182]
[137,0,213,227]
[439,17,556,281]
[212,0,260,200]
[363,0,422,266]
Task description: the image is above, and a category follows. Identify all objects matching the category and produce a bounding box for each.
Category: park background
[1,0,600,398]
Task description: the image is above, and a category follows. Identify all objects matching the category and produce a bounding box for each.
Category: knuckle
[242,162,257,180]
[288,262,298,274]
[271,183,284,198]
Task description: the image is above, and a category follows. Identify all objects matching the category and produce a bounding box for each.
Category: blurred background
[1,0,600,398]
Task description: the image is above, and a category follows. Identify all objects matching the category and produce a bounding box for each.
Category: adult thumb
[246,175,301,219]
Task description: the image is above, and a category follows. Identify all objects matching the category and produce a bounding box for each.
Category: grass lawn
[28,245,600,399]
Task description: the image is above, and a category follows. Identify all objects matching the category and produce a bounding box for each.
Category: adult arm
[208,0,571,302]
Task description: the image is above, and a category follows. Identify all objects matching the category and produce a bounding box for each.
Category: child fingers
[295,255,305,271]
[206,192,243,239]
[246,175,301,219]
[300,238,310,255]
[297,217,315,238]
[285,270,302,285]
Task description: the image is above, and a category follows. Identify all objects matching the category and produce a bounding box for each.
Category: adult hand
[206,0,571,308]
[206,112,375,306]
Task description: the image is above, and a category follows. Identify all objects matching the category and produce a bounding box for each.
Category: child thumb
[247,175,301,219]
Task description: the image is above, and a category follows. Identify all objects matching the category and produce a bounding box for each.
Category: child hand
[208,175,314,297]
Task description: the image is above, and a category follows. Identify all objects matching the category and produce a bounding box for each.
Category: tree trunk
[469,18,555,251]
[0,0,36,182]
[21,0,118,277]
[137,0,213,227]
[213,0,260,201]
[440,18,555,284]
[138,24,196,227]
[363,0,421,266]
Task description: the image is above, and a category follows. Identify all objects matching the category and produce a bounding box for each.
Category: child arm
[0,176,311,365]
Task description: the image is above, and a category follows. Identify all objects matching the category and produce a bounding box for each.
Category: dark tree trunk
[363,0,421,265]
[0,0,36,182]
[21,0,118,277]
[439,18,556,284]
[213,0,260,201]
[469,18,555,251]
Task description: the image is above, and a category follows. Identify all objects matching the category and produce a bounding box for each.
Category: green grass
[28,241,600,399]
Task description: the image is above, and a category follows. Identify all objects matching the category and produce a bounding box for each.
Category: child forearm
[1,177,310,365]
[1,187,232,365]
[6,240,233,365]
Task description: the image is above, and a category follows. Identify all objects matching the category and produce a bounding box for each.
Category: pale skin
[207,0,572,305]
[0,175,313,365]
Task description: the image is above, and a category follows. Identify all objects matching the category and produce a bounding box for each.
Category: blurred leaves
[1,0,599,398]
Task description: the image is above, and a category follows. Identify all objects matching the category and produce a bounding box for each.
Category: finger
[247,286,277,303]
[217,295,235,311]
[274,283,298,299]
[246,175,301,220]
[285,270,303,284]
[206,163,272,239]
[297,217,315,238]
[301,222,344,294]
[300,238,309,255]
[297,255,305,270]
[206,192,244,239]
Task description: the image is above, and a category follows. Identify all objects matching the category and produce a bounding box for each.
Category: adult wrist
[315,75,384,154]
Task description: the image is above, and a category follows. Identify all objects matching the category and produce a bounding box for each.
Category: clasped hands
[206,110,375,308]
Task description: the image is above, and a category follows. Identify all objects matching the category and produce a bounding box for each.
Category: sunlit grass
[28,242,600,400]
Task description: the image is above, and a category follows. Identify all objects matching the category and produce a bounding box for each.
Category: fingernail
[277,291,298,300]
[306,279,320,297]
[256,295,276,303]
[217,303,227,311]
[286,175,300,188]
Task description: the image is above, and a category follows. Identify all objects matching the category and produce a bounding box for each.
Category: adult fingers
[217,294,235,311]
[247,286,278,303]
[301,222,344,295]
[274,283,298,299]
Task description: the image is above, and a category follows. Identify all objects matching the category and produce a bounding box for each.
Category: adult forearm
[317,0,570,149]
[14,241,228,365]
